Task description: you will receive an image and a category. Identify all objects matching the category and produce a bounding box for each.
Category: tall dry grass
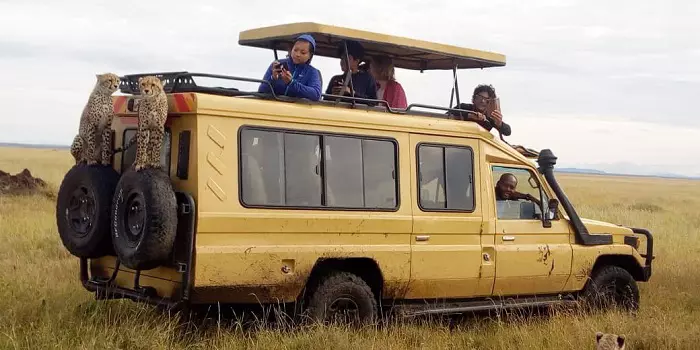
[1,146,699,349]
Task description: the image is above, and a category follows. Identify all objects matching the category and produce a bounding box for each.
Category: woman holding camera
[258,34,322,101]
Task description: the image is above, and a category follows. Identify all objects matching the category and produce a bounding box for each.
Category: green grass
[1,147,699,349]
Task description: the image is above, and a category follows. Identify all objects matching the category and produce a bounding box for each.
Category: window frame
[120,127,172,173]
[490,164,552,221]
[237,125,401,212]
[415,142,476,213]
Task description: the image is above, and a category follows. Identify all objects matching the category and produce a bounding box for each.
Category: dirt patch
[0,169,52,197]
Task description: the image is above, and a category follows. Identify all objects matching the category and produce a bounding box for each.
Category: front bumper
[631,227,654,281]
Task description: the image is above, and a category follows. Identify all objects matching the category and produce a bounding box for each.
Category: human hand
[331,85,352,96]
[469,112,487,122]
[490,110,503,127]
[271,61,282,79]
[280,68,292,84]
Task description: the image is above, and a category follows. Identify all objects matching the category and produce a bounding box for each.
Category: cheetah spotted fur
[70,73,120,165]
[130,76,168,171]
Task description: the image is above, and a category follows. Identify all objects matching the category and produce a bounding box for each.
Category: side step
[391,294,578,318]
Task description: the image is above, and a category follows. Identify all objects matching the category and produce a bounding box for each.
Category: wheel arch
[590,254,646,282]
[299,257,385,302]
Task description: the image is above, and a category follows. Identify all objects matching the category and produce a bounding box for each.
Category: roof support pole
[449,63,461,108]
[270,41,279,61]
[335,40,356,104]
[343,41,356,96]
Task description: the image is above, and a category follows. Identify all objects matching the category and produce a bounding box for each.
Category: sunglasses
[473,94,491,103]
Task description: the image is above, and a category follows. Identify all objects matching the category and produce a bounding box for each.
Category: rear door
[405,134,494,299]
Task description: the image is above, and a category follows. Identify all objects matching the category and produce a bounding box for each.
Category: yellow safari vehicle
[55,22,654,324]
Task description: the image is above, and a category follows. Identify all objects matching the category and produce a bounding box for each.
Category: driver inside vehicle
[495,173,541,207]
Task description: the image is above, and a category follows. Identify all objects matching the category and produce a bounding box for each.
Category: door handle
[415,235,430,242]
[502,236,515,242]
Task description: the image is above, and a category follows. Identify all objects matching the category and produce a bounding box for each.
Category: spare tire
[56,164,119,258]
[111,168,177,270]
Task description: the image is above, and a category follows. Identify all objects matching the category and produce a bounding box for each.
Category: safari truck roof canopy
[114,22,538,163]
[238,22,506,70]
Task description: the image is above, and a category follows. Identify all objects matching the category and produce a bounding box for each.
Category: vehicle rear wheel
[305,271,378,326]
[56,164,119,258]
[580,265,640,313]
[111,168,177,270]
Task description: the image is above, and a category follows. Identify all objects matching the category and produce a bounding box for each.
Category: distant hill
[556,167,699,180]
[556,168,607,175]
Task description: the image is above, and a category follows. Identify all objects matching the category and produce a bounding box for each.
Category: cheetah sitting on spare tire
[70,73,121,165]
[127,75,169,171]
[110,76,177,271]
[56,73,122,259]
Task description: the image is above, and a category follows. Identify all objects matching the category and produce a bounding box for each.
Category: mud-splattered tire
[111,167,177,270]
[56,164,119,258]
[580,265,640,313]
[305,272,378,325]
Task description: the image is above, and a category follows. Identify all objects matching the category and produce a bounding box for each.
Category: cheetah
[70,73,121,165]
[596,332,626,350]
[130,76,168,171]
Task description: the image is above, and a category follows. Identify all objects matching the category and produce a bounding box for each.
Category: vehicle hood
[580,218,633,235]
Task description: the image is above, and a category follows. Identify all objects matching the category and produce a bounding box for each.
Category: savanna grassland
[1,146,699,349]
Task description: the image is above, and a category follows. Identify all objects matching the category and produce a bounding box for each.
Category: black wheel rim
[124,192,146,247]
[66,186,96,236]
[327,295,360,324]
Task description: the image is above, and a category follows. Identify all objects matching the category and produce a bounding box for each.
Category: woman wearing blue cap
[258,34,322,101]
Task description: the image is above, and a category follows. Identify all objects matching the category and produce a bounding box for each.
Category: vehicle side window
[240,127,398,210]
[418,144,474,211]
[325,136,363,207]
[285,133,322,206]
[362,139,397,208]
[121,128,172,172]
[492,166,546,220]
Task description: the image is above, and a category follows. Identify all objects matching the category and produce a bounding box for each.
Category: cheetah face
[96,73,121,93]
[596,332,625,350]
[138,76,164,97]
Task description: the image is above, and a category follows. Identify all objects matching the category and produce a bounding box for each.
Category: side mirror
[543,198,559,228]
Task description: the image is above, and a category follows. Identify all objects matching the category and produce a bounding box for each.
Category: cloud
[0,0,698,175]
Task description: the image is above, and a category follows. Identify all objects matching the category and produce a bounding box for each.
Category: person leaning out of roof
[369,55,407,109]
[449,84,511,136]
[324,40,378,101]
[258,34,322,101]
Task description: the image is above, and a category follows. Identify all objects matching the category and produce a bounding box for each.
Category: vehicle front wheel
[305,272,378,326]
[580,265,640,313]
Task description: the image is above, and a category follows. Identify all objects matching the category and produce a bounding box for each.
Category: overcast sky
[0,0,698,176]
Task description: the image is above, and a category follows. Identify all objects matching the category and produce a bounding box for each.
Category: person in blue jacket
[258,34,322,101]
